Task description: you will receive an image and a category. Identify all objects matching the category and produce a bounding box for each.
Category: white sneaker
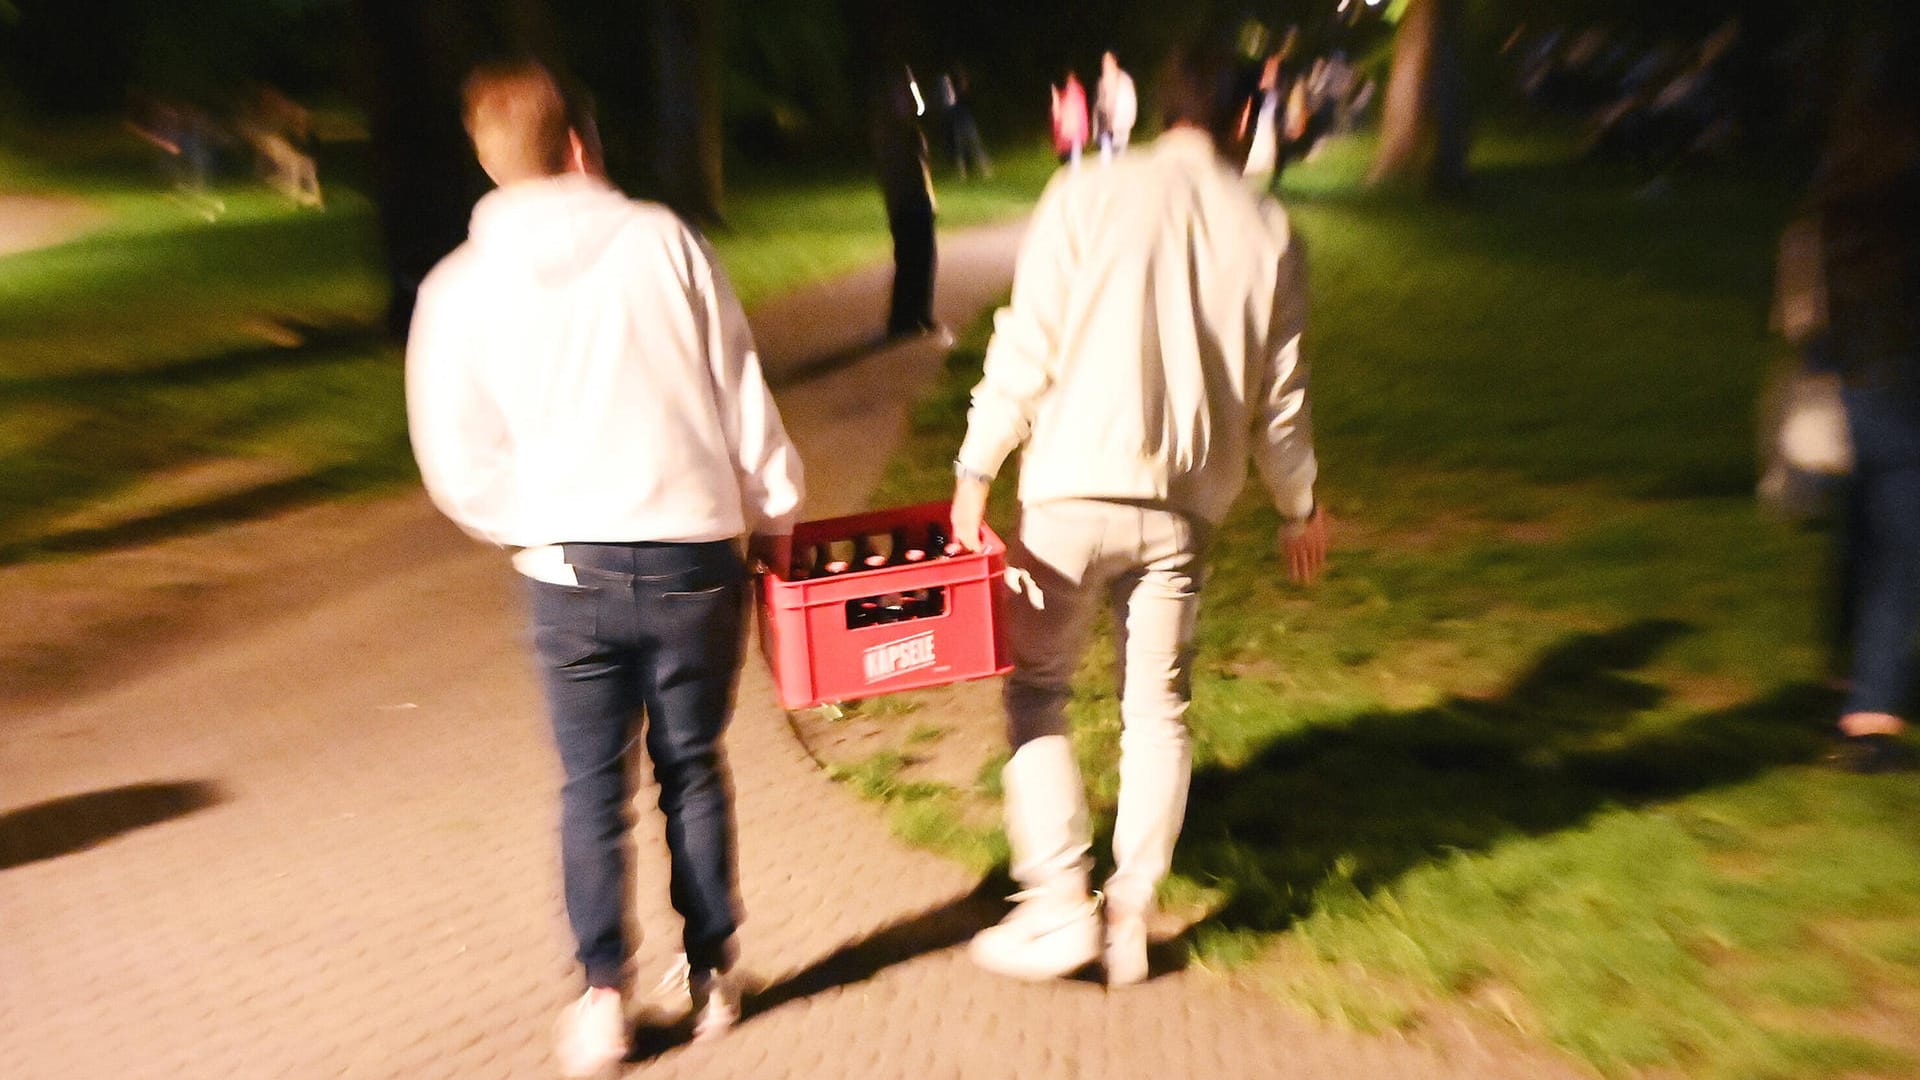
[641,953,693,1013]
[640,952,742,1041]
[967,890,1103,981]
[554,987,627,1078]
[1104,908,1149,987]
[689,966,743,1042]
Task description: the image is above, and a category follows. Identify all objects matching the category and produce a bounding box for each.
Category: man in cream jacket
[950,44,1328,987]
[406,63,802,1076]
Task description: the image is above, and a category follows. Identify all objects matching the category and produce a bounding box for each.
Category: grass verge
[843,128,1920,1079]
[0,125,1054,560]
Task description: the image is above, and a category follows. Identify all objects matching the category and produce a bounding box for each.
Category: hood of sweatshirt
[466,173,638,287]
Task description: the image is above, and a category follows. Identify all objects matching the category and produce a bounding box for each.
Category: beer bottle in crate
[852,533,889,572]
[848,596,885,629]
[818,541,851,576]
[887,526,923,565]
[878,590,912,623]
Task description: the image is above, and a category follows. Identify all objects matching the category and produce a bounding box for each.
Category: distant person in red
[1051,71,1089,166]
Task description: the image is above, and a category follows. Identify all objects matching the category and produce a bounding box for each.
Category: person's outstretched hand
[1280,504,1329,584]
[950,477,990,553]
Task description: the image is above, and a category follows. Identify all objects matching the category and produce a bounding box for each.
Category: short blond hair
[462,62,571,182]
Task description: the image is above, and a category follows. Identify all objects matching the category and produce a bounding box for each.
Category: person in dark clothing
[872,65,939,337]
[1809,23,1920,772]
[941,67,992,179]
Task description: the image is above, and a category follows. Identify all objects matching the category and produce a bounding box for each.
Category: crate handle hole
[843,586,948,630]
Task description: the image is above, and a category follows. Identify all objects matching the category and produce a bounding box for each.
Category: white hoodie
[406,173,803,549]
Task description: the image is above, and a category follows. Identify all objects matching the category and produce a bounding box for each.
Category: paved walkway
[0,194,106,259]
[0,220,1581,1079]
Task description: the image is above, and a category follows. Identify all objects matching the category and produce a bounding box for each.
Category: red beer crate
[760,501,1012,709]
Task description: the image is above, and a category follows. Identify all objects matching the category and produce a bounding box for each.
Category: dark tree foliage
[644,0,726,222]
[5,0,1871,328]
[0,0,344,113]
[346,0,497,337]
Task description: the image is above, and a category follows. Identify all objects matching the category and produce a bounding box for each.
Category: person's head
[1157,43,1263,154]
[461,61,575,185]
[1103,51,1119,75]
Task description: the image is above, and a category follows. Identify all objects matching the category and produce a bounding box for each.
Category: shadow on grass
[0,780,224,870]
[1175,619,1836,935]
[0,318,385,396]
[0,320,411,564]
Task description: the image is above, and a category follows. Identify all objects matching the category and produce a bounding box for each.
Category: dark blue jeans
[526,539,746,990]
[1840,381,1920,717]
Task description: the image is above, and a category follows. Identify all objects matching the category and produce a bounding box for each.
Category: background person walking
[940,67,993,179]
[1051,70,1089,166]
[1093,50,1137,161]
[874,64,940,337]
[1804,27,1920,774]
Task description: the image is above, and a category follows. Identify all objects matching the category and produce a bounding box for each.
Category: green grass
[0,127,397,556]
[0,125,1054,560]
[854,128,1920,1077]
[825,747,1007,874]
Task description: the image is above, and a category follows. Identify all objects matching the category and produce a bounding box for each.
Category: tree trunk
[1368,0,1471,194]
[350,0,570,337]
[645,0,724,224]
[352,0,726,333]
[349,0,488,338]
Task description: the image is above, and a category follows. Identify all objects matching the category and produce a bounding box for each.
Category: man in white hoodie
[406,63,802,1076]
[950,44,1329,988]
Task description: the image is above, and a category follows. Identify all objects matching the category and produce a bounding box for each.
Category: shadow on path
[765,326,953,391]
[0,780,225,870]
[1175,619,1836,935]
[627,881,1005,1064]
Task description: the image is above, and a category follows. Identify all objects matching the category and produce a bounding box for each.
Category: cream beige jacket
[956,128,1315,527]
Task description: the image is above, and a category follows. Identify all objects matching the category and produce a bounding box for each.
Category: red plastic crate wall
[760,501,1012,709]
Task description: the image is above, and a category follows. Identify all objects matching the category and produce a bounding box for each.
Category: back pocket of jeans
[529,583,599,667]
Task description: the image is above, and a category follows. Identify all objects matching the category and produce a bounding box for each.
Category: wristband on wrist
[954,460,995,484]
[1281,500,1317,535]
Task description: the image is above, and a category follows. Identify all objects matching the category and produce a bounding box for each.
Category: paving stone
[0,225,1590,1080]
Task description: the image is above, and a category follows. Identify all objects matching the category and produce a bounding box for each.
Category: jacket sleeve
[405,266,516,546]
[1254,206,1318,523]
[692,231,805,535]
[956,175,1077,478]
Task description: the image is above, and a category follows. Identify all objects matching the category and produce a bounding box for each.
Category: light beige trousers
[1000,499,1205,916]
